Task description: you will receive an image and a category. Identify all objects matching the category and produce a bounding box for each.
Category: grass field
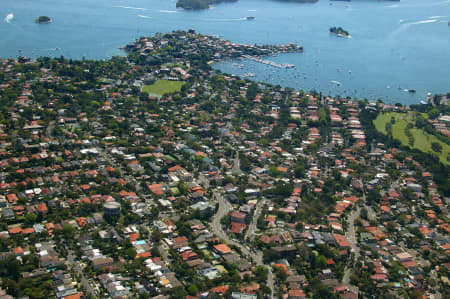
[374,112,449,165]
[142,80,185,98]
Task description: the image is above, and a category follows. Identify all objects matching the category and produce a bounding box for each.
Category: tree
[294,165,305,178]
[125,247,136,259]
[253,266,268,283]
[24,213,38,226]
[269,165,279,177]
[317,255,328,269]
[169,286,187,298]
[431,142,442,153]
[187,285,199,296]
[62,223,75,239]
[428,109,440,119]
[415,115,426,128]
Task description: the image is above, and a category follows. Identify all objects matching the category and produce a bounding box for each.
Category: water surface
[1,0,449,103]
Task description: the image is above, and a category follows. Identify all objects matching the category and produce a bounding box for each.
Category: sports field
[142,80,185,97]
[374,112,449,165]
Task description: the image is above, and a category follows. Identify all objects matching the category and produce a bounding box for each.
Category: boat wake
[113,6,148,11]
[411,19,437,25]
[159,10,178,13]
[201,17,246,22]
[429,15,448,19]
[385,4,399,8]
[138,15,152,19]
[389,18,438,40]
[4,13,14,24]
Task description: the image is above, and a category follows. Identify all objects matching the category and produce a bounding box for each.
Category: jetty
[242,55,295,69]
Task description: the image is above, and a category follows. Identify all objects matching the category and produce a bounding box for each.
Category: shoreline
[7,30,433,105]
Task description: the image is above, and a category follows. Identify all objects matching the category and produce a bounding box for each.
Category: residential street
[67,249,97,298]
[244,198,265,241]
[343,206,360,286]
[211,190,274,298]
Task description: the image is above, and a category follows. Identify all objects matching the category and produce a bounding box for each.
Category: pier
[242,55,295,69]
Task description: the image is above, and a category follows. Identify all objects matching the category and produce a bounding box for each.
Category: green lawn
[142,80,185,98]
[374,112,449,165]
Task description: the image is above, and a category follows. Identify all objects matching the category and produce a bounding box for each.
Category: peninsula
[0,30,448,299]
[35,16,51,24]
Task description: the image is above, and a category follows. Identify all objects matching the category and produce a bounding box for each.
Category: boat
[247,16,255,20]
[408,89,416,93]
[4,13,14,23]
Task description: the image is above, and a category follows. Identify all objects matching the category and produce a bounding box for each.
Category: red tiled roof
[37,203,48,213]
[289,289,305,298]
[64,293,82,299]
[77,217,88,227]
[214,244,232,254]
[210,285,229,294]
[13,246,24,255]
[136,252,151,259]
[230,222,246,234]
[9,227,22,234]
[333,234,350,248]
[173,236,188,244]
[129,233,140,242]
[22,227,34,235]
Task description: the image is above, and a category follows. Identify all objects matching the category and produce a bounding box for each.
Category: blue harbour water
[1,0,449,104]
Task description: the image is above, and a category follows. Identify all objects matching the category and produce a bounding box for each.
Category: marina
[242,55,296,69]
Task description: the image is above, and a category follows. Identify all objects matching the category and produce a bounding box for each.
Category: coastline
[2,0,447,105]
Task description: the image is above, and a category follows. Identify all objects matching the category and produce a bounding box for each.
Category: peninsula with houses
[0,30,448,299]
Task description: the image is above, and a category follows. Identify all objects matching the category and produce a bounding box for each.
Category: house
[230,222,246,234]
[272,245,297,258]
[333,234,350,249]
[37,203,48,214]
[230,211,246,224]
[214,244,232,255]
[92,257,114,270]
[231,293,257,299]
[288,289,306,299]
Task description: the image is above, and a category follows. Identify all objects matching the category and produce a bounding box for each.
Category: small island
[35,16,52,24]
[329,26,350,38]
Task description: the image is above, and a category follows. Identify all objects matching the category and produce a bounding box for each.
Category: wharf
[242,55,295,69]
